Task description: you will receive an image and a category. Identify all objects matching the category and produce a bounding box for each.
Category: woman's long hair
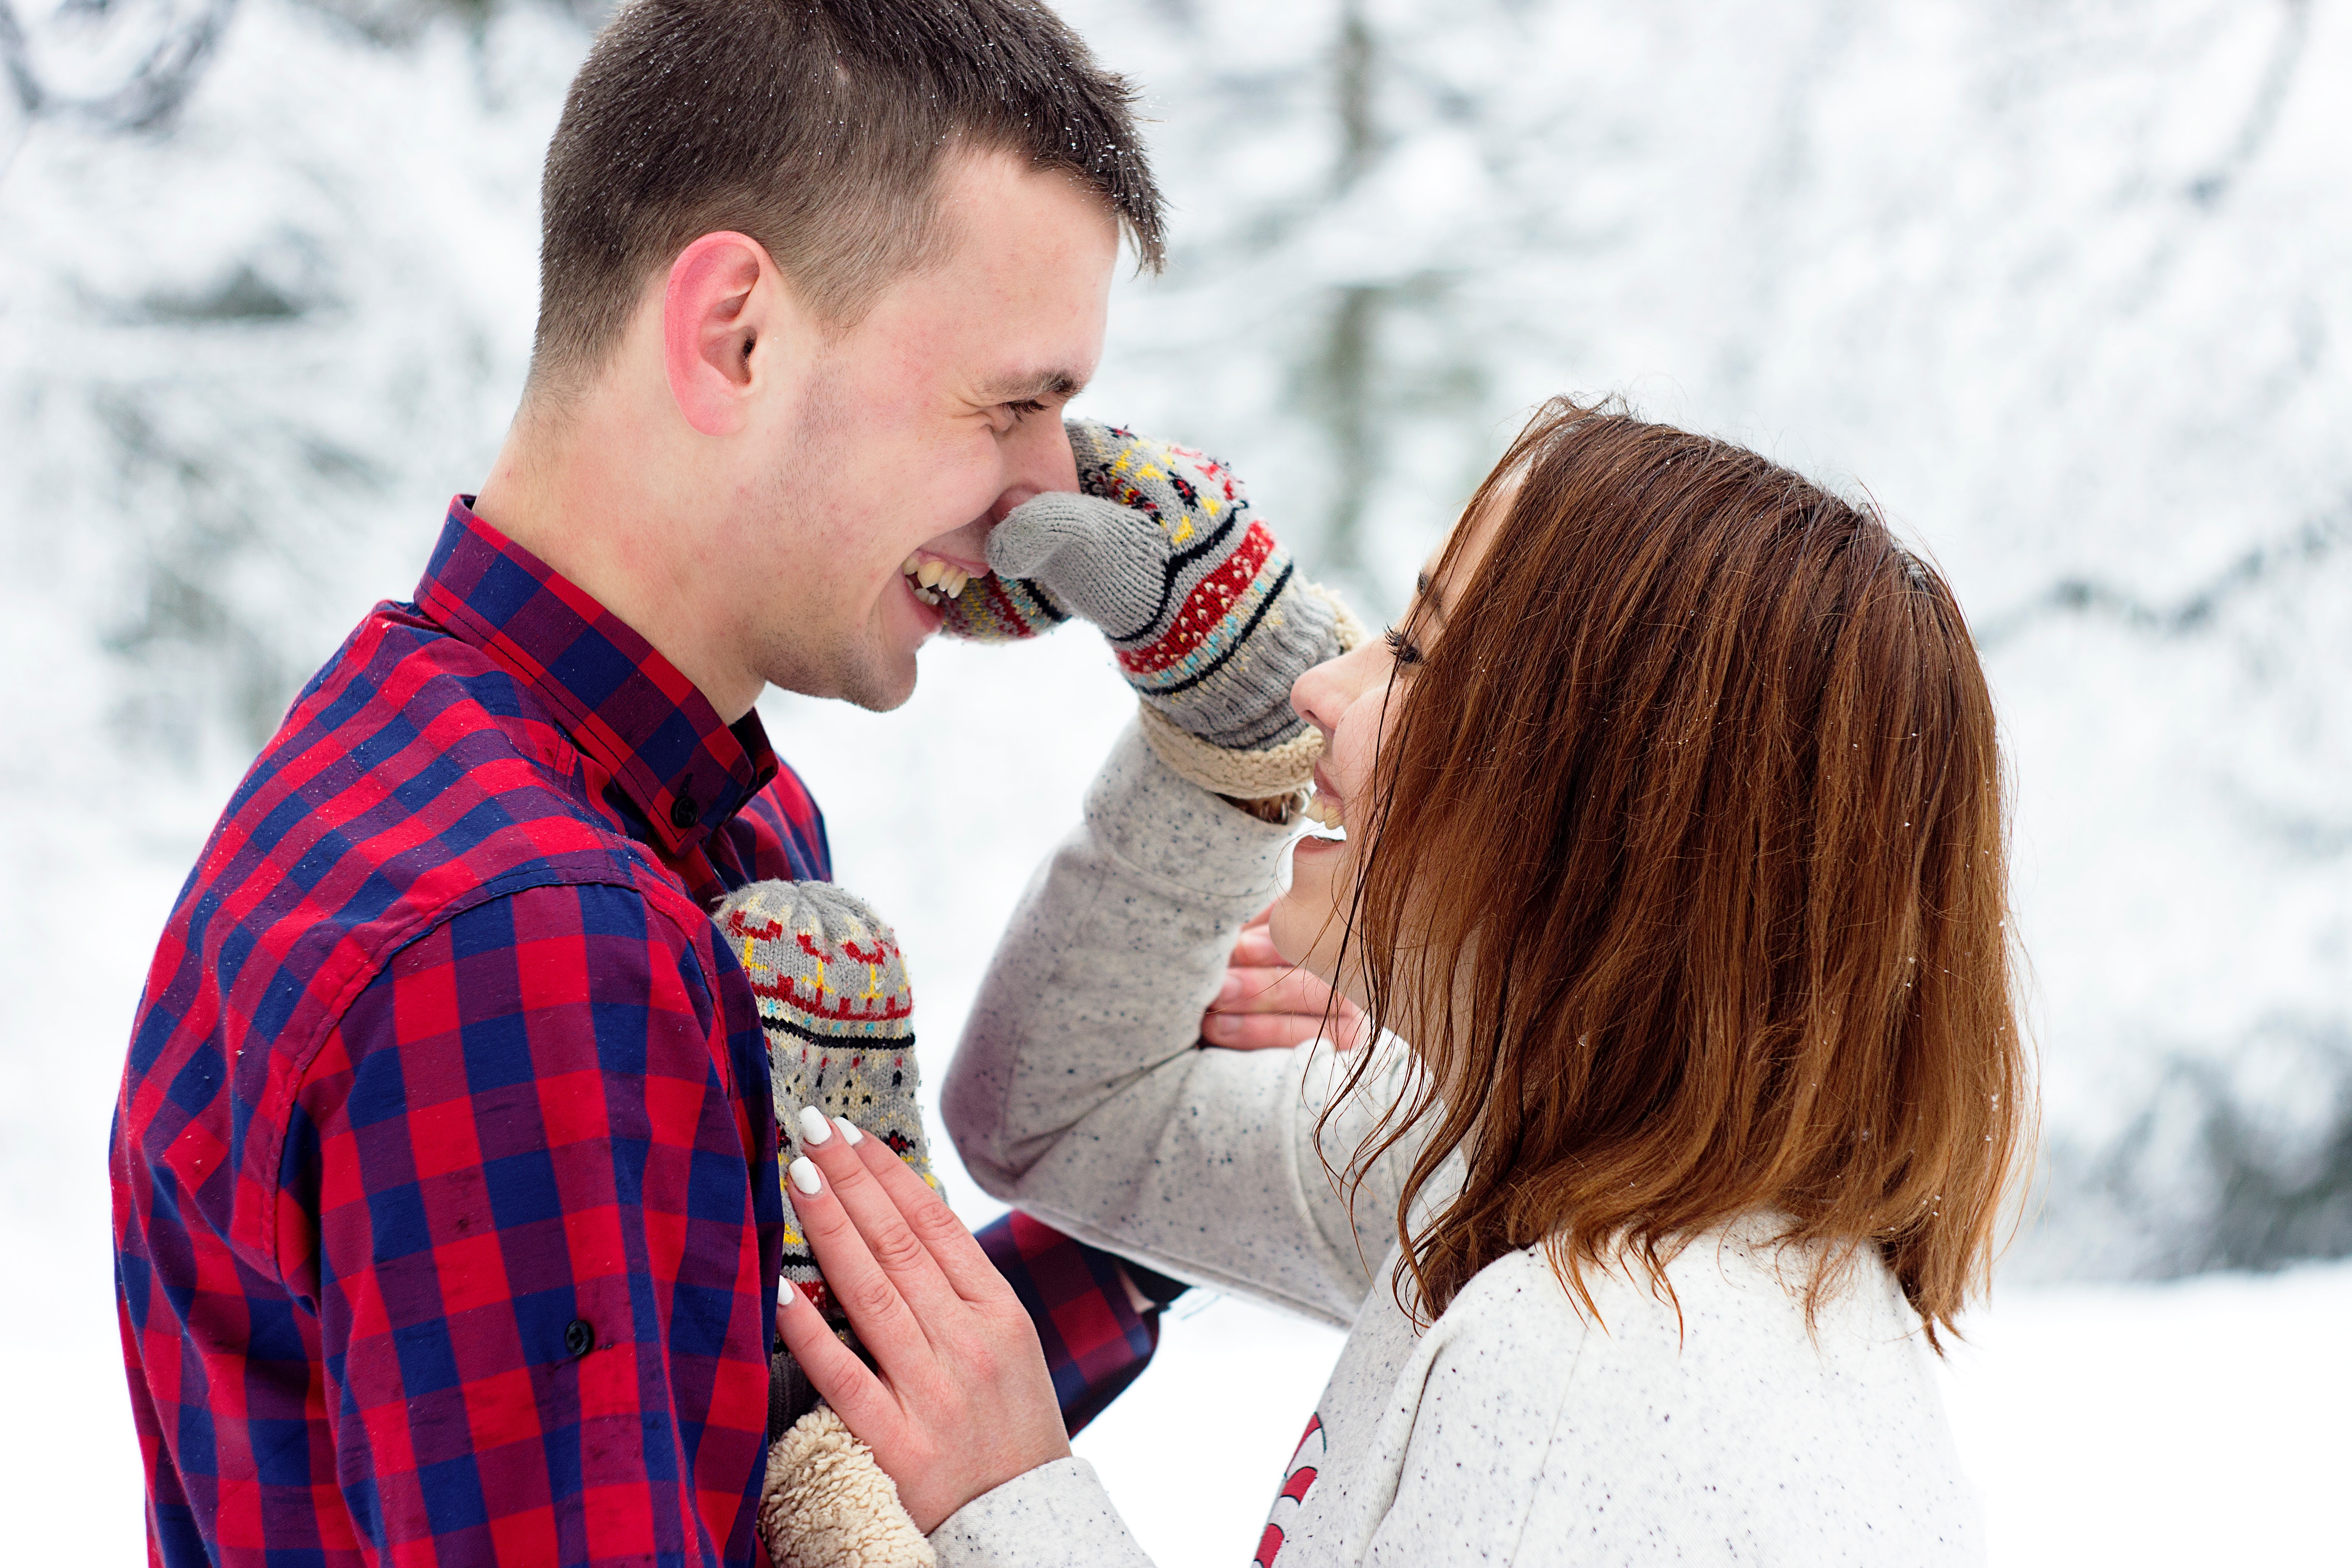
[1331,399,2028,1348]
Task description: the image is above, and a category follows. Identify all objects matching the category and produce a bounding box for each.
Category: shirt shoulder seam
[258,861,703,1285]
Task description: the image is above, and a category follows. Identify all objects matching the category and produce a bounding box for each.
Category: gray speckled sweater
[936,724,1983,1567]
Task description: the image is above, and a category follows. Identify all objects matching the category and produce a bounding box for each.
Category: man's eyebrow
[977,369,1085,402]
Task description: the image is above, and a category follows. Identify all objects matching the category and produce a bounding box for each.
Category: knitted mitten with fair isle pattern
[712,879,938,1568]
[946,419,1361,803]
[714,880,932,1318]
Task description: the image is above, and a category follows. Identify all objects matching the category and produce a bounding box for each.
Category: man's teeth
[902,556,973,605]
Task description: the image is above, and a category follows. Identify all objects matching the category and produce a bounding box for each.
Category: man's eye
[1383,626,1423,666]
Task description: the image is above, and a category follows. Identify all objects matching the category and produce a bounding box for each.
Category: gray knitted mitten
[712,879,936,1567]
[712,880,931,1428]
[983,420,1362,802]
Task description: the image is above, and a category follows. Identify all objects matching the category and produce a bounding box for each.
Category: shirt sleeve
[943,722,1426,1328]
[280,878,780,1566]
[974,1210,1167,1436]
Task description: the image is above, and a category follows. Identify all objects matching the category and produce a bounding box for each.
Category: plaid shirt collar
[414,496,780,857]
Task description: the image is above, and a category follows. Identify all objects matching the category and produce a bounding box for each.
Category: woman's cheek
[1268,681,1395,986]
[1326,689,1388,806]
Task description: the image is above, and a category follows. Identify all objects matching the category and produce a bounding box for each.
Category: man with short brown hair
[111,3,1175,1562]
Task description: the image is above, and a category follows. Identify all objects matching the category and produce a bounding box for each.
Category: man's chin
[817,649,919,714]
[761,634,920,714]
[846,675,918,714]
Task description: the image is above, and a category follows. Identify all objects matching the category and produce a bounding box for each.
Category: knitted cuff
[936,570,1069,643]
[1135,583,1368,802]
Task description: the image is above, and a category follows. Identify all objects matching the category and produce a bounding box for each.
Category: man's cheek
[923,456,1012,542]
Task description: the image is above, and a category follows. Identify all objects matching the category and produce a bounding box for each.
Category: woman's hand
[774,1112,1072,1534]
[1200,906,1370,1051]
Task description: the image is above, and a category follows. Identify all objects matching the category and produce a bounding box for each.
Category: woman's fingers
[795,1121,967,1316]
[1201,904,1371,1051]
[1226,918,1289,970]
[1201,1006,1323,1050]
[780,1120,1072,1534]
[1203,955,1371,1052]
[774,1284,901,1441]
[782,1147,937,1382]
[1217,963,1349,1018]
[843,1128,1017,1305]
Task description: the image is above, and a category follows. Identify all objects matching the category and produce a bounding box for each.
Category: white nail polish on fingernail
[789,1157,822,1195]
[798,1105,832,1145]
[834,1117,863,1145]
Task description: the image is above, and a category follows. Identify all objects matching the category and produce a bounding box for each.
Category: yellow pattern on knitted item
[758,1405,936,1568]
[713,880,935,1307]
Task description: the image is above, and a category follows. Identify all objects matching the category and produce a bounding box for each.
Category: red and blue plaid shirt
[113,500,1166,1568]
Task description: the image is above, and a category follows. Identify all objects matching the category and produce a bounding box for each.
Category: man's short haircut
[530,0,1163,396]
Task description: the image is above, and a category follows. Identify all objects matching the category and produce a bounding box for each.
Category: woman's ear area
[661,231,777,436]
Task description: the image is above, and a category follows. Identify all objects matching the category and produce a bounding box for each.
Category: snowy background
[2,0,2347,1560]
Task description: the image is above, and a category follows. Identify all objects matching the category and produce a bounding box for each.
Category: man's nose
[988,414,1081,524]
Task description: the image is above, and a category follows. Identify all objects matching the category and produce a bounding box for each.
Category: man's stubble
[742,356,920,716]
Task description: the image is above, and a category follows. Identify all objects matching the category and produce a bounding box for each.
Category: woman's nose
[1290,658,1340,735]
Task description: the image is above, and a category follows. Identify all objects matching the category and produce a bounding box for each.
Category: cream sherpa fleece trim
[1137,582,1367,804]
[758,1404,936,1568]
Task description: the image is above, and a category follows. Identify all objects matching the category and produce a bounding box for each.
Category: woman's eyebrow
[1416,571,1449,624]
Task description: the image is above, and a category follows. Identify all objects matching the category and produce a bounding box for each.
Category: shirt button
[565,1318,595,1358]
[670,794,700,830]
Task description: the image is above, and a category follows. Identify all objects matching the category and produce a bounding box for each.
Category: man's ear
[663,232,774,436]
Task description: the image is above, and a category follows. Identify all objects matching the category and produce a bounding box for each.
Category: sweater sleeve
[942,722,1425,1328]
[929,1459,1157,1568]
[1354,1269,1583,1567]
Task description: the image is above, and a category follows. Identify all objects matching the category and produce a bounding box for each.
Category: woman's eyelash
[1383,626,1423,666]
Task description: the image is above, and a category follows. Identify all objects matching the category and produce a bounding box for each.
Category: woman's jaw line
[1267,875,1360,1005]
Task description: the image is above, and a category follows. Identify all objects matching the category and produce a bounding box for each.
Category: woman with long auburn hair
[771,400,2028,1566]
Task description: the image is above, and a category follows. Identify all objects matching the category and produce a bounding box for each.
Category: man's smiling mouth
[900,550,983,606]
